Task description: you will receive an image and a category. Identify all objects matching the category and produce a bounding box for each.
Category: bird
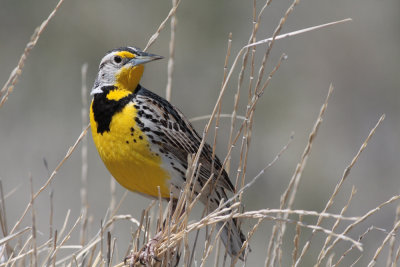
[89,46,246,263]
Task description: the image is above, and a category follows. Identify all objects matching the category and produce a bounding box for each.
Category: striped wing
[135,86,235,193]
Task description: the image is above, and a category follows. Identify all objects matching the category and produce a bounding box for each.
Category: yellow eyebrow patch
[116,51,136,59]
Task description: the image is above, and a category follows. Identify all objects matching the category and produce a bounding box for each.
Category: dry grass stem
[9,126,89,237]
[165,0,178,101]
[386,206,400,267]
[0,181,12,258]
[223,132,293,210]
[307,114,385,265]
[155,207,363,258]
[0,227,30,247]
[3,184,20,200]
[58,210,71,244]
[393,242,400,267]
[0,182,8,239]
[192,15,343,176]
[29,175,37,267]
[144,0,181,52]
[350,255,363,267]
[189,114,247,123]
[292,214,303,265]
[315,186,357,266]
[0,0,65,107]
[368,220,400,266]
[244,18,353,49]
[237,209,359,221]
[49,215,82,263]
[266,84,333,267]
[321,195,400,264]
[80,63,89,247]
[211,32,232,180]
[332,226,387,267]
[110,190,129,219]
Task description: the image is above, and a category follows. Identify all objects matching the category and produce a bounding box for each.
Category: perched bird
[89,46,246,262]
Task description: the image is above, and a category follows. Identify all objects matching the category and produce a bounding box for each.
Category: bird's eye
[113,56,122,64]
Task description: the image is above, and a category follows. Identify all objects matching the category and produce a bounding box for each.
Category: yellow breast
[90,100,171,198]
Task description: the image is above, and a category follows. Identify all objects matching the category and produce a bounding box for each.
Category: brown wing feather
[136,87,235,192]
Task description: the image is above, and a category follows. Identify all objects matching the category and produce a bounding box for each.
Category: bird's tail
[217,216,247,260]
[207,187,247,260]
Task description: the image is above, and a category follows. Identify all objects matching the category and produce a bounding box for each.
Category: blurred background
[0,0,399,265]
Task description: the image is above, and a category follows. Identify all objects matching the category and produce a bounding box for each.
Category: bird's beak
[128,53,163,66]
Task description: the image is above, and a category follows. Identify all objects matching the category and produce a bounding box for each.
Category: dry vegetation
[0,0,399,266]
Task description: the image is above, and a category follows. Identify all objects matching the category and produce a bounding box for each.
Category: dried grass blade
[300,114,385,266]
[0,0,65,107]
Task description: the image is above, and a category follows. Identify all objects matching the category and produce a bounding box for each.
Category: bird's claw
[125,233,161,266]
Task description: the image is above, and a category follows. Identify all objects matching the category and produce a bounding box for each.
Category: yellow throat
[89,58,170,198]
[115,64,144,92]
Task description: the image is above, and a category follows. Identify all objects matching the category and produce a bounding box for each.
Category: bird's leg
[124,199,180,266]
[124,231,162,266]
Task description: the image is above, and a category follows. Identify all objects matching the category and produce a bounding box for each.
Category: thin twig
[0,227,31,247]
[165,0,178,101]
[80,63,89,247]
[386,206,400,267]
[332,226,388,267]
[309,114,386,265]
[0,0,65,107]
[49,215,82,263]
[244,18,352,49]
[9,126,89,236]
[29,174,37,267]
[368,220,400,267]
[322,194,400,263]
[266,85,333,267]
[144,0,182,51]
[190,114,247,123]
[315,186,357,266]
[292,215,303,265]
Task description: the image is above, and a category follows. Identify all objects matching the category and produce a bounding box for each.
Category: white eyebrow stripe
[128,46,139,52]
[99,53,113,68]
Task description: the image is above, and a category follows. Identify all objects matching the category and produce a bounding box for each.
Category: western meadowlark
[89,46,246,263]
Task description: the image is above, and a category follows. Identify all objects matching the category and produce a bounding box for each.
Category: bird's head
[91,46,163,95]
